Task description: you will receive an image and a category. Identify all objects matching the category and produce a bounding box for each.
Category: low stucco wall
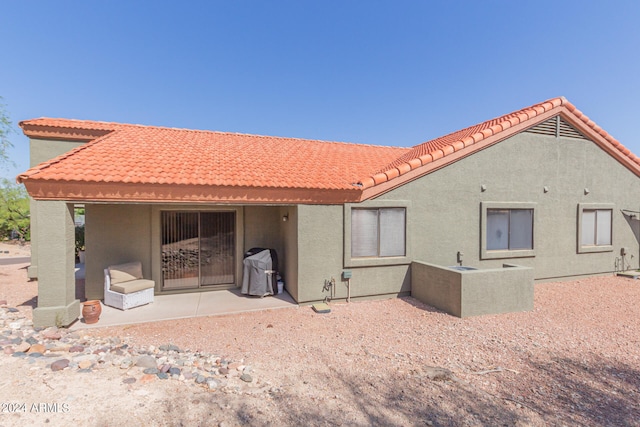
[411,261,534,318]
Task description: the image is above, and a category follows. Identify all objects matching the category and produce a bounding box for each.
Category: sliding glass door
[161,211,235,290]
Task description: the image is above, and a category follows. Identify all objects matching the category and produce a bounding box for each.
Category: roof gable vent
[525,116,587,139]
[558,117,586,139]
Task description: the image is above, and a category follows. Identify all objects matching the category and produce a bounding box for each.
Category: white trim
[577,203,614,254]
[344,200,411,268]
[481,202,537,260]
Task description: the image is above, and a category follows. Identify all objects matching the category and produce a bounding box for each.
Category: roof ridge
[21,118,410,150]
[19,117,122,130]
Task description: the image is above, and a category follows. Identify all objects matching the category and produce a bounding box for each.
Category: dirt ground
[0,241,639,426]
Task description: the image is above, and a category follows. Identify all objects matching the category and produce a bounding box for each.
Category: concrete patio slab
[70,288,297,330]
[69,263,297,329]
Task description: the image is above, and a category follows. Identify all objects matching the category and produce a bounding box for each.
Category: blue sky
[1,1,639,180]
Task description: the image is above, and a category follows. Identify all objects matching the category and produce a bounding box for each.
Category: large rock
[135,355,158,369]
[28,343,46,354]
[51,359,70,371]
[42,328,62,340]
[14,341,30,353]
[78,360,93,370]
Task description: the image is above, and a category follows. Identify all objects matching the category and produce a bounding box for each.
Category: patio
[71,264,297,329]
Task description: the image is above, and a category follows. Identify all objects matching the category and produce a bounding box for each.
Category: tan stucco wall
[282,206,299,301]
[295,204,411,303]
[296,205,341,302]
[376,132,640,279]
[244,206,286,276]
[87,201,407,304]
[30,138,86,167]
[244,205,297,295]
[85,204,153,300]
[28,138,87,279]
[293,131,640,304]
[31,201,79,327]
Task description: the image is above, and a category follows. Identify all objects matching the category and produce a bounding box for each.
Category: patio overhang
[18,179,364,205]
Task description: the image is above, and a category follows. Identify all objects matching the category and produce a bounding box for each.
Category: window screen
[351,208,406,257]
[351,209,378,257]
[487,209,509,250]
[379,208,406,257]
[581,209,612,246]
[510,209,533,249]
[487,208,533,251]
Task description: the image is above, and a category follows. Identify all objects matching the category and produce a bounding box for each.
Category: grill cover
[241,249,274,296]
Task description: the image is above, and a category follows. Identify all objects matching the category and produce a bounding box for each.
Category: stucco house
[18,97,640,327]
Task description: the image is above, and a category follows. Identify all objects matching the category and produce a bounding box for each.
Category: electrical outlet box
[342,270,352,279]
[621,247,629,256]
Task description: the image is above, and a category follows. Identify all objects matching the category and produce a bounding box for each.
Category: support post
[27,198,38,279]
[32,201,80,327]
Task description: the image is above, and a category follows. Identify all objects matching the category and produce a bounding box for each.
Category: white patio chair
[104,261,154,310]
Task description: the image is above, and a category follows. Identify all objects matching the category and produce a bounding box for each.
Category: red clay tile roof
[19,118,124,141]
[17,119,408,202]
[18,97,640,203]
[358,97,640,194]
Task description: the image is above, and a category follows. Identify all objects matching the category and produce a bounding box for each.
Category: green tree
[0,178,30,241]
[0,96,14,168]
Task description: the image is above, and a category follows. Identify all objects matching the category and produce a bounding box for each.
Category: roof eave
[20,180,363,205]
[19,122,114,142]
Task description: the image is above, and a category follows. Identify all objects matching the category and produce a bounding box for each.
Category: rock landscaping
[0,305,254,393]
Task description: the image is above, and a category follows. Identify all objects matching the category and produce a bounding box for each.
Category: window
[578,204,614,253]
[581,209,611,246]
[351,208,405,258]
[161,211,236,290]
[345,201,411,268]
[481,202,536,259]
[486,209,533,250]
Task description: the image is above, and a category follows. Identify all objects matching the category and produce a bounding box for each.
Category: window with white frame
[351,207,406,258]
[580,208,612,248]
[481,202,536,260]
[486,208,534,251]
[577,204,614,253]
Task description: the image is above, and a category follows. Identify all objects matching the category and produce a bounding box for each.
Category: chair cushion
[110,279,155,294]
[109,261,143,284]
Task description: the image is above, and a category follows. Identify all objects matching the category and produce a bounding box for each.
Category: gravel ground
[0,242,639,426]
